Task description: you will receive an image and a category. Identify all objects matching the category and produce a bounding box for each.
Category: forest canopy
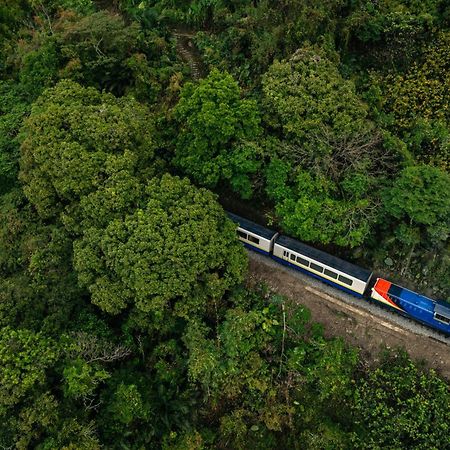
[0,0,449,448]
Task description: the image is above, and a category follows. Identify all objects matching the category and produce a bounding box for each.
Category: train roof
[435,302,450,318]
[227,212,278,240]
[386,282,434,311]
[275,235,372,282]
[375,279,450,316]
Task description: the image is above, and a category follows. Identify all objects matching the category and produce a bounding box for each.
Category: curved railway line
[247,250,450,378]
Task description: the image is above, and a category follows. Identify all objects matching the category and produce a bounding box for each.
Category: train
[228,212,450,336]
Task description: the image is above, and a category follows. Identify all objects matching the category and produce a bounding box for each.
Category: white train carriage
[227,212,278,255]
[273,235,372,297]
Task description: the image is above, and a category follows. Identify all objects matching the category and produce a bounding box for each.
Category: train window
[247,235,260,245]
[283,250,288,257]
[434,313,450,325]
[324,268,338,279]
[290,253,296,261]
[296,256,309,267]
[237,230,247,240]
[338,275,353,286]
[310,262,323,273]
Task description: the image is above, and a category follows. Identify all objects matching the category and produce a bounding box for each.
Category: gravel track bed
[247,250,450,378]
[248,250,449,343]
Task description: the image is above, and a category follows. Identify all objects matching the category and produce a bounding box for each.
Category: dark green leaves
[74,174,246,321]
[173,68,261,198]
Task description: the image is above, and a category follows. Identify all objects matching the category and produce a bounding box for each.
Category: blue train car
[371,278,450,335]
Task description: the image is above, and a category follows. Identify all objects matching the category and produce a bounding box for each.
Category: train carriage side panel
[273,236,372,296]
[371,278,450,335]
[227,212,278,255]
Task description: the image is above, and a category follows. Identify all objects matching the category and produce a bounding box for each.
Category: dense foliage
[173,68,261,198]
[0,0,449,448]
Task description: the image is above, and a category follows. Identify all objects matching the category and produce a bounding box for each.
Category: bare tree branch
[67,332,132,364]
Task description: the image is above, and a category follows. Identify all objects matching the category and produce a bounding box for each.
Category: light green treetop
[19,80,154,225]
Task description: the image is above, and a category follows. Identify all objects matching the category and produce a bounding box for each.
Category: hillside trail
[172,28,206,81]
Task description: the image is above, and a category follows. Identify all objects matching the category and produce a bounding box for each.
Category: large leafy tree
[19,79,154,227]
[173,68,262,198]
[262,46,383,247]
[74,174,246,325]
[262,45,370,160]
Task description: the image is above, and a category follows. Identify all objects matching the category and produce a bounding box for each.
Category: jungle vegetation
[0,1,449,448]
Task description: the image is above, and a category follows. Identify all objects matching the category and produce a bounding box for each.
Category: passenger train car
[273,235,372,297]
[228,212,450,336]
[227,212,278,255]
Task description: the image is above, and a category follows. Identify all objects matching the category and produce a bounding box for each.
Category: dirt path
[173,30,206,81]
[247,252,450,379]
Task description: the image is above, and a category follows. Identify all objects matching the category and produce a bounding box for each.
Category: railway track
[247,250,450,346]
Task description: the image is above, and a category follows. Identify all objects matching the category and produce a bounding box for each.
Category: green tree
[0,0,29,41]
[173,68,261,198]
[183,303,291,449]
[266,163,374,247]
[382,32,450,168]
[183,290,358,450]
[0,189,82,334]
[262,45,370,158]
[0,82,29,194]
[0,326,60,448]
[352,352,450,450]
[73,174,246,324]
[0,326,59,415]
[381,164,450,275]
[55,10,142,94]
[6,8,170,101]
[28,0,94,16]
[0,324,122,448]
[343,0,443,70]
[261,45,384,247]
[19,79,155,227]
[383,165,450,236]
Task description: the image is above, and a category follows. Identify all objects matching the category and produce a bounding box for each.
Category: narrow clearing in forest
[173,29,206,80]
[247,251,450,379]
